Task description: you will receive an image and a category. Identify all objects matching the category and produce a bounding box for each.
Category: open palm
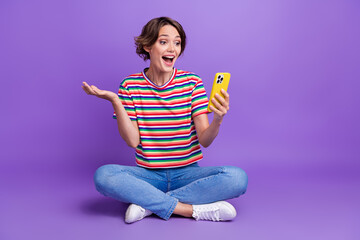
[81,82,118,102]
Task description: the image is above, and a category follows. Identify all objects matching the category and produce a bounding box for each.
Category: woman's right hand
[81,82,118,102]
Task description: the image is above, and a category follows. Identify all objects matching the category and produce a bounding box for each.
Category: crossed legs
[94,163,248,221]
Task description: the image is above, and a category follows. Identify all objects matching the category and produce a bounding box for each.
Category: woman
[81,17,248,223]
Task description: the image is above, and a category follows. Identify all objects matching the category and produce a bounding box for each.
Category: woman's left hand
[209,89,230,123]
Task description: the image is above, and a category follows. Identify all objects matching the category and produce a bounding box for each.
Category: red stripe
[137,119,190,126]
[136,156,202,168]
[136,109,190,116]
[141,136,198,147]
[135,145,200,157]
[140,131,193,137]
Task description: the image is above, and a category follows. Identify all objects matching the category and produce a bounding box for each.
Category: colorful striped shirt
[113,68,209,168]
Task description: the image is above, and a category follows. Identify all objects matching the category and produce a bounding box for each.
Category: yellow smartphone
[207,72,231,112]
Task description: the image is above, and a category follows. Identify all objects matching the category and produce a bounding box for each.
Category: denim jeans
[94,162,248,220]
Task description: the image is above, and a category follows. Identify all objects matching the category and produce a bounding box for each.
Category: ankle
[173,202,193,218]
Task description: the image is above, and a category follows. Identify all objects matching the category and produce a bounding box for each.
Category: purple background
[1,0,359,239]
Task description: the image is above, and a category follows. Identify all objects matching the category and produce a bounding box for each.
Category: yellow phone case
[207,72,231,112]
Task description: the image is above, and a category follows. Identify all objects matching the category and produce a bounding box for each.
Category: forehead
[158,25,180,38]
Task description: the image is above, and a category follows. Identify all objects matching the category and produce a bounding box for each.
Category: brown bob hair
[135,17,186,61]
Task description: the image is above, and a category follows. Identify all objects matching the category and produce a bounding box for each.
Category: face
[145,25,181,73]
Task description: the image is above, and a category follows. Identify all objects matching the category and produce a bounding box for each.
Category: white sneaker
[192,201,237,221]
[125,204,152,224]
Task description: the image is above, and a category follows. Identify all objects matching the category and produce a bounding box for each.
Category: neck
[145,66,174,86]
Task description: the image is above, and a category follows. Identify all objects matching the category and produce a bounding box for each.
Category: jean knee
[93,164,118,193]
[224,166,248,196]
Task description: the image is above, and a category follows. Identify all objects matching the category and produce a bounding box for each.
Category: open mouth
[162,56,175,65]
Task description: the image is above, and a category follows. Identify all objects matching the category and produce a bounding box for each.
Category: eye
[175,41,181,46]
[160,40,166,45]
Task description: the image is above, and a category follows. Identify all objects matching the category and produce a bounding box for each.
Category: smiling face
[144,25,181,74]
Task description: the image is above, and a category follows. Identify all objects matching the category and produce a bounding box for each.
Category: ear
[144,45,151,53]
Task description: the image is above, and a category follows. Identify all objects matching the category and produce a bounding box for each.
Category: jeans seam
[170,168,225,197]
[174,167,225,181]
[163,197,178,220]
[121,169,167,182]
[167,170,171,192]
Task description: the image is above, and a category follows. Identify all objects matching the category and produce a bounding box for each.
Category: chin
[161,64,175,72]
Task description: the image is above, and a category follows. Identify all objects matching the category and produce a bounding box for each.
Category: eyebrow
[159,34,181,39]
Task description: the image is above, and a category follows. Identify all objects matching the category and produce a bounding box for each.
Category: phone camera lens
[217,75,223,83]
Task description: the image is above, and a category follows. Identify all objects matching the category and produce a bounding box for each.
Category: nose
[167,42,175,52]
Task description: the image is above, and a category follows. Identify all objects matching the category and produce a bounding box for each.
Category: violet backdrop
[1,0,359,239]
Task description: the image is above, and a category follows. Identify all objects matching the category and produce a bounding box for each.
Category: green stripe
[140,126,189,132]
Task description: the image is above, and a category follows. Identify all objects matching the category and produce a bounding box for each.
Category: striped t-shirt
[113,68,209,168]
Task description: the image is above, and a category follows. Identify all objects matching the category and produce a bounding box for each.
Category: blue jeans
[94,162,248,220]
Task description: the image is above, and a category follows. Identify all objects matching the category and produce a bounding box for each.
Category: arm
[81,82,140,148]
[194,89,229,148]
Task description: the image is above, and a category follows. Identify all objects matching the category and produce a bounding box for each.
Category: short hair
[135,17,186,61]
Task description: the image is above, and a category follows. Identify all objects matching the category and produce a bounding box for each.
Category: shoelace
[193,206,220,221]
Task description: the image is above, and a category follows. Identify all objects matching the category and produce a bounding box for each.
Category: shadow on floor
[80,197,128,218]
[79,197,191,222]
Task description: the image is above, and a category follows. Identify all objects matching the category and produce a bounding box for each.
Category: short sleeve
[191,76,209,117]
[113,84,137,121]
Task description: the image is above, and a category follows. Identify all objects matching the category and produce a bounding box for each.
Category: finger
[217,91,229,110]
[83,83,97,95]
[209,104,222,115]
[82,82,91,88]
[81,84,94,95]
[212,96,226,109]
[81,85,91,95]
[221,89,230,103]
[82,82,92,91]
[91,85,104,95]
[211,97,226,113]
[90,85,98,94]
[214,93,227,107]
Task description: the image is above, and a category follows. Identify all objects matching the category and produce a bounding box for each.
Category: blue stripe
[118,94,132,100]
[192,93,207,102]
[139,125,191,130]
[137,102,191,109]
